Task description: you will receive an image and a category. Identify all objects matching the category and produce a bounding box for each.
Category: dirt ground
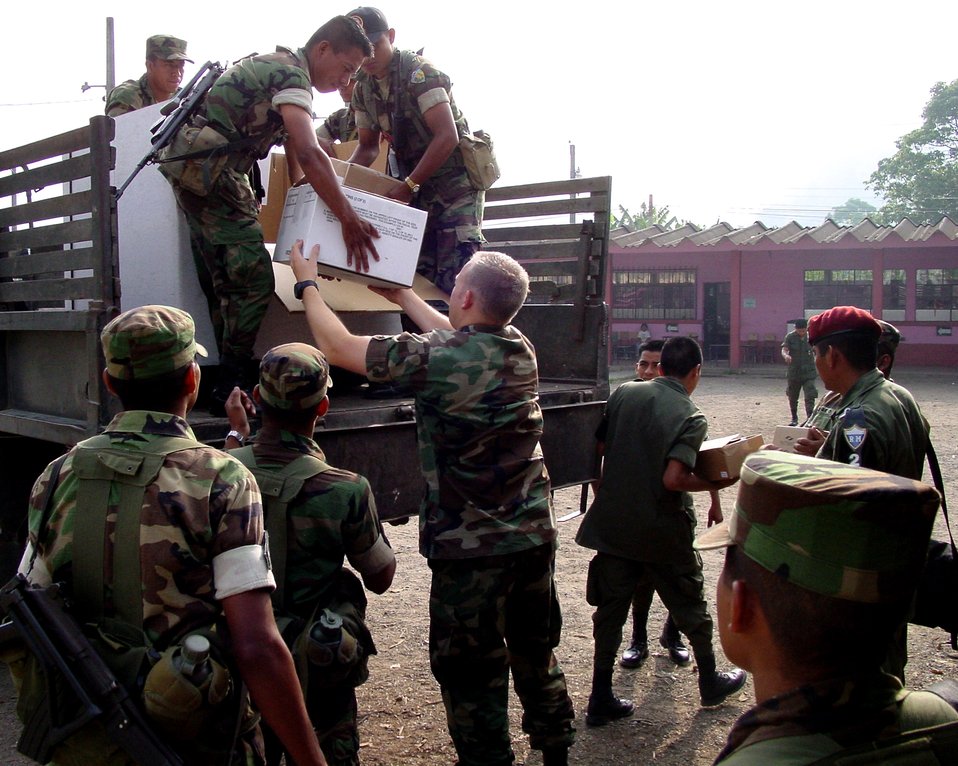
[1,366,956,765]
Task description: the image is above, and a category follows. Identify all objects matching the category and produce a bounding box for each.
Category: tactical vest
[230,447,375,691]
[63,434,255,762]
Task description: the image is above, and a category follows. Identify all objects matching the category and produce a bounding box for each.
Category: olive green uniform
[782,330,817,422]
[576,377,716,675]
[105,74,159,117]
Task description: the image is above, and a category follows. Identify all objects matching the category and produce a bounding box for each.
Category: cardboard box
[258,153,292,244]
[272,184,427,289]
[328,157,405,198]
[332,138,390,174]
[695,434,764,480]
[772,426,810,453]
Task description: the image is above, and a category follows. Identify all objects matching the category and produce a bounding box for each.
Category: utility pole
[80,17,115,98]
[569,142,581,223]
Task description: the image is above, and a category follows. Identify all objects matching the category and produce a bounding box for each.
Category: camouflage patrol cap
[102,305,207,381]
[146,35,193,63]
[694,451,940,603]
[877,319,902,351]
[257,343,333,411]
[347,7,389,42]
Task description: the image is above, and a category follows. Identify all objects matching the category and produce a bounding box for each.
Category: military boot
[659,617,691,666]
[585,668,634,726]
[698,654,747,707]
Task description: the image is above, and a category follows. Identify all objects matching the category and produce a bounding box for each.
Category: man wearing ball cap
[695,451,956,765]
[225,342,396,766]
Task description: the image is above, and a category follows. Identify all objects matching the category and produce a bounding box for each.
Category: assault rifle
[115,60,225,200]
[0,575,184,766]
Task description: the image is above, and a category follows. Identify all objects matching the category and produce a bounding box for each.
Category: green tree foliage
[612,200,692,230]
[868,79,958,223]
[828,197,881,225]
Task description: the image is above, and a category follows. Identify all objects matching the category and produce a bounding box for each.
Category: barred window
[916,269,958,320]
[804,269,872,312]
[882,269,906,320]
[612,270,695,320]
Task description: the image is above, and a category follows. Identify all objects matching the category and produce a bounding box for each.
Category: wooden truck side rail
[0,116,119,445]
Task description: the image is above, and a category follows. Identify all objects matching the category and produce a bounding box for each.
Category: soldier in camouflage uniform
[223,343,396,766]
[158,16,379,415]
[346,7,485,297]
[780,318,818,426]
[290,241,575,766]
[105,35,192,117]
[17,305,328,766]
[695,451,957,765]
[316,78,359,156]
[576,336,746,726]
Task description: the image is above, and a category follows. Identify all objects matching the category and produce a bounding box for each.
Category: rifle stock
[115,60,225,200]
[0,575,184,766]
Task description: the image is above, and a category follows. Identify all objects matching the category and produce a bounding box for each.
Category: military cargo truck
[0,114,611,570]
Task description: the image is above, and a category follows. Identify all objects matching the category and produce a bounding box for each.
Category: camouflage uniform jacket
[105,73,157,117]
[366,325,555,560]
[317,106,358,144]
[193,46,314,173]
[782,330,816,382]
[576,376,708,564]
[20,410,271,647]
[714,672,958,765]
[352,49,473,201]
[242,426,392,617]
[816,368,928,480]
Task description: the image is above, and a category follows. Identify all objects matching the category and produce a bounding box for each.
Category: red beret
[807,306,881,346]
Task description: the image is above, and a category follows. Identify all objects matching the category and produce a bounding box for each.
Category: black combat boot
[585,668,634,726]
[697,654,747,707]
[659,616,691,666]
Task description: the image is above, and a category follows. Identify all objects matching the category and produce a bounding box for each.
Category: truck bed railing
[0,116,118,444]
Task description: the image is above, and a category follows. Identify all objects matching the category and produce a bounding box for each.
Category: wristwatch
[404,176,421,194]
[226,430,246,445]
[294,279,318,300]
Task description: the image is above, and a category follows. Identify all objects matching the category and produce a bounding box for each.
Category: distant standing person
[781,318,817,426]
[105,35,192,117]
[346,6,485,297]
[576,336,746,727]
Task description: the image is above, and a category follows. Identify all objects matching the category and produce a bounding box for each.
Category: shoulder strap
[808,720,958,765]
[71,434,205,629]
[230,447,331,610]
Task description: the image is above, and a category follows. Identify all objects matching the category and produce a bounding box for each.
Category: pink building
[607,218,958,368]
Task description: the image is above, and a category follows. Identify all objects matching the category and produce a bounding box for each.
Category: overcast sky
[4,1,956,227]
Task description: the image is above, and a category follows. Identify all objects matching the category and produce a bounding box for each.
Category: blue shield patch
[843,425,867,451]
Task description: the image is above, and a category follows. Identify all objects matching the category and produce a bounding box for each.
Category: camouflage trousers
[169,168,274,362]
[263,684,359,766]
[587,551,714,674]
[415,186,485,296]
[428,543,575,766]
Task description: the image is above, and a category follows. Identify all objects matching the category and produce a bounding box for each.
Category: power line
[0,98,102,107]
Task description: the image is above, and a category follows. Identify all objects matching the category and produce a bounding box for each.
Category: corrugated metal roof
[611,216,958,248]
